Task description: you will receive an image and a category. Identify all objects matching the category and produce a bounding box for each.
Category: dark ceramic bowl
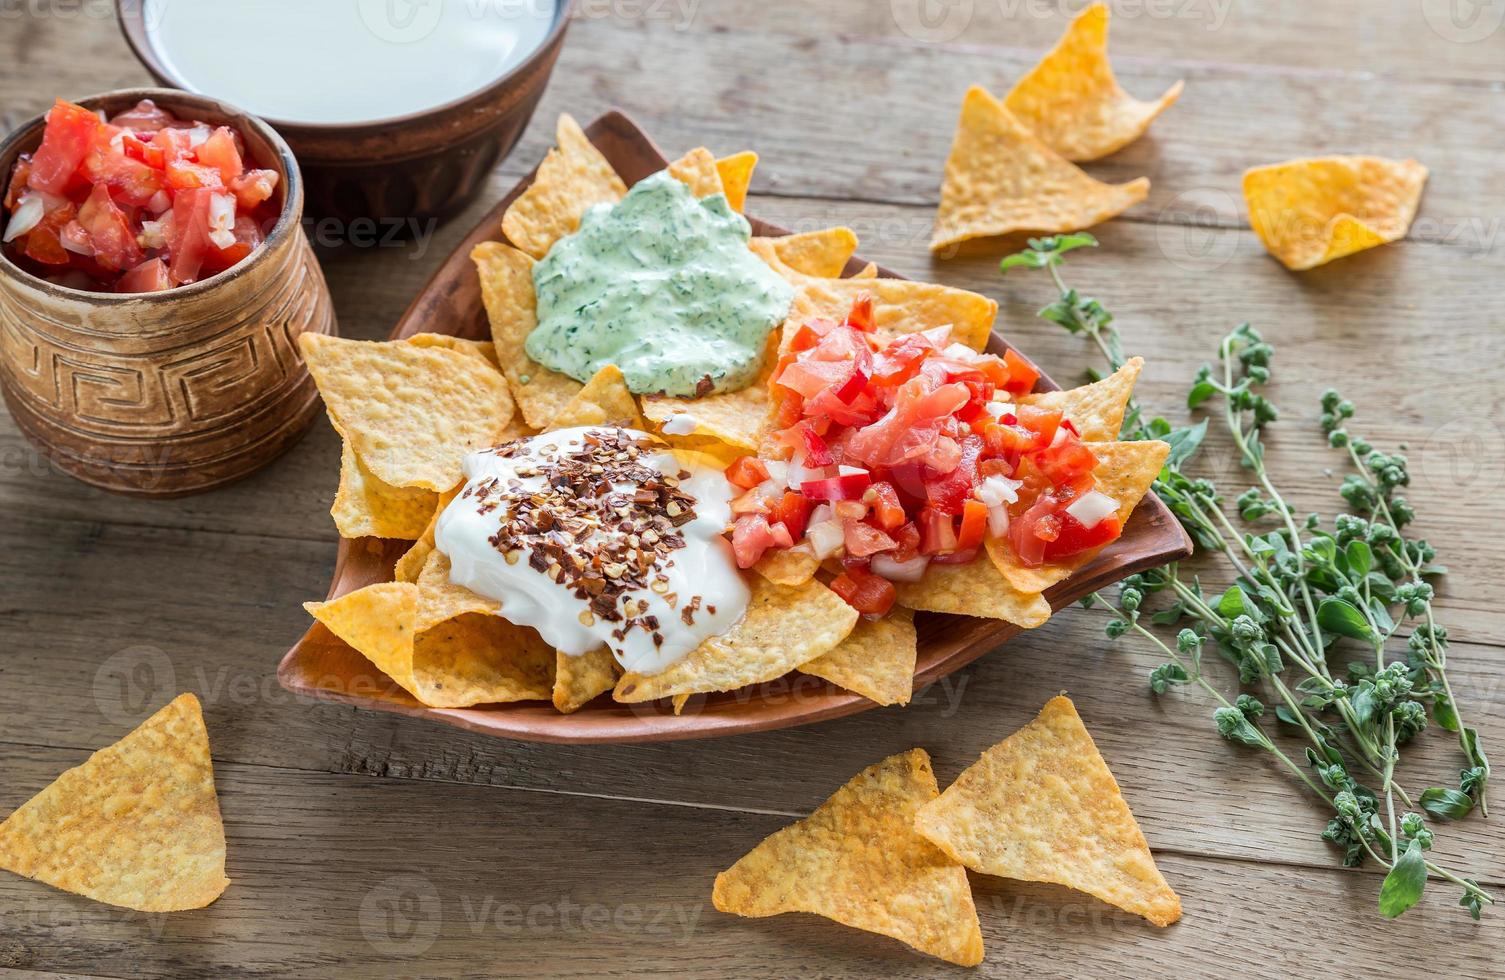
[0,88,337,497]
[117,0,576,226]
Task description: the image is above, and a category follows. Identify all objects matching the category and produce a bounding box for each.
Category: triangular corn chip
[332,441,438,540]
[851,261,878,278]
[752,227,859,278]
[1004,3,1183,162]
[1016,356,1142,442]
[914,696,1181,926]
[394,484,462,583]
[416,549,502,622]
[299,333,514,491]
[714,749,984,966]
[614,577,857,703]
[715,151,758,211]
[405,332,501,370]
[472,240,584,429]
[801,607,918,706]
[545,364,645,431]
[1242,156,1427,270]
[553,647,620,714]
[988,439,1169,594]
[930,86,1148,252]
[894,554,1052,628]
[753,546,820,586]
[502,113,627,260]
[641,333,777,453]
[0,694,229,912]
[305,582,551,707]
[668,146,724,198]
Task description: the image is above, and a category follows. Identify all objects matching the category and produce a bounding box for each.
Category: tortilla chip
[394,484,462,583]
[546,364,645,431]
[753,546,820,586]
[988,439,1170,594]
[668,146,724,198]
[332,441,439,540]
[472,240,584,429]
[305,581,548,707]
[931,86,1149,252]
[502,113,627,260]
[0,694,228,912]
[299,333,514,491]
[405,333,501,370]
[1242,156,1428,271]
[851,262,878,278]
[417,549,502,621]
[801,607,918,707]
[553,647,619,714]
[914,696,1181,926]
[1004,3,1183,162]
[641,333,777,453]
[894,555,1052,628]
[1017,356,1142,442]
[613,577,858,703]
[753,227,859,278]
[713,749,983,966]
[715,151,758,211]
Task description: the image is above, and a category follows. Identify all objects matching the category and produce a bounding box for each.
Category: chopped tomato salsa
[1,99,280,292]
[726,294,1123,612]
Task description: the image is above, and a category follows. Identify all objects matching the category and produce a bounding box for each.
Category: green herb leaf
[1378,839,1428,918]
[1186,381,1217,409]
[1420,787,1475,821]
[1345,539,1373,577]
[1317,597,1376,643]
[1214,706,1266,747]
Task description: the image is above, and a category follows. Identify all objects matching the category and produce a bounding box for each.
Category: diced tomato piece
[76,184,143,272]
[769,491,812,541]
[1043,511,1122,561]
[194,127,244,184]
[229,169,278,210]
[918,506,958,555]
[1034,433,1098,490]
[167,187,215,285]
[844,520,896,557]
[846,293,874,332]
[888,522,922,562]
[109,99,176,132]
[797,423,834,466]
[1015,404,1062,446]
[116,257,171,293]
[29,100,100,195]
[730,514,779,569]
[956,499,989,551]
[725,455,770,490]
[802,469,870,501]
[165,158,224,191]
[865,481,906,530]
[149,127,195,168]
[829,565,896,616]
[1008,495,1063,567]
[1001,348,1041,394]
[924,434,983,515]
[19,202,76,265]
[4,157,32,209]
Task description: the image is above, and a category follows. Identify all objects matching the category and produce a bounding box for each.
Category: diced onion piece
[761,459,789,486]
[785,451,825,490]
[1049,426,1069,448]
[871,553,930,582]
[986,502,1009,538]
[137,217,168,250]
[1064,490,1119,528]
[984,400,1016,420]
[207,191,236,249]
[188,125,212,147]
[147,190,171,214]
[805,505,843,559]
[833,499,866,520]
[975,474,1022,508]
[3,194,44,242]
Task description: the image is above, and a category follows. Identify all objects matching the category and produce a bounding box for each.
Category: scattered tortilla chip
[914,696,1181,926]
[0,694,228,912]
[641,333,777,453]
[753,546,820,586]
[472,241,584,429]
[546,364,645,431]
[715,151,758,211]
[554,647,620,714]
[332,441,439,540]
[753,227,859,278]
[988,439,1170,594]
[713,749,984,966]
[1017,356,1142,442]
[931,87,1149,252]
[894,554,1052,628]
[1004,3,1183,162]
[614,577,857,703]
[305,581,549,707]
[502,113,627,260]
[801,607,918,707]
[299,332,515,491]
[667,146,724,198]
[1243,156,1428,271]
[394,485,462,583]
[851,262,878,278]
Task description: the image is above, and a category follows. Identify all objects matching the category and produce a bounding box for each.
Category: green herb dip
[526,171,795,397]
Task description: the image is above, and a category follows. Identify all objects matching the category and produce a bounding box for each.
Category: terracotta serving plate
[277,111,1193,743]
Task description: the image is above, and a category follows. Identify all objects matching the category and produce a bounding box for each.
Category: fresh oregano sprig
[1003,234,1493,921]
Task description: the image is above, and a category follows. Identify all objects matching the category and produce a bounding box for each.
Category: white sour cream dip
[435,426,749,675]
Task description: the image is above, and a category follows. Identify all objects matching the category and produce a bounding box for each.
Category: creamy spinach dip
[526,172,795,397]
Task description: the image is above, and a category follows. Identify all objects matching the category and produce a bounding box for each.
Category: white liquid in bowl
[144,0,558,125]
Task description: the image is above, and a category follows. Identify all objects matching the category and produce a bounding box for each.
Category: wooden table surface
[3,2,1504,976]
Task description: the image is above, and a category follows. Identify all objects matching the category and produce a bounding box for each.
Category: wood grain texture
[2,3,1503,977]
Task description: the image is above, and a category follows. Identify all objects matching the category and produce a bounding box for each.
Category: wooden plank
[0,752,1499,979]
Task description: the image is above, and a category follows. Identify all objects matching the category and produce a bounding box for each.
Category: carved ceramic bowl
[0,88,337,497]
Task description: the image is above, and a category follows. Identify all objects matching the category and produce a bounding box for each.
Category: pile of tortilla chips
[713,697,1180,965]
[296,113,1168,718]
[0,694,230,912]
[932,3,1180,251]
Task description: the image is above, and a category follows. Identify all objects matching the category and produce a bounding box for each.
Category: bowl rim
[116,0,578,134]
[0,86,303,304]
